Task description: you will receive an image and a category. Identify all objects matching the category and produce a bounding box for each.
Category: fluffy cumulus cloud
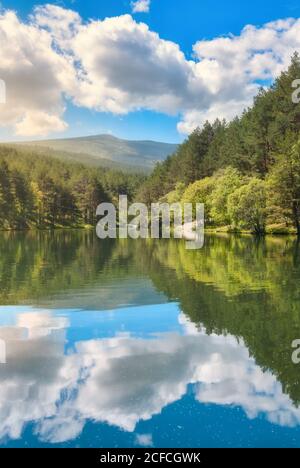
[131,0,151,14]
[0,4,300,137]
[1,309,300,444]
[0,8,76,136]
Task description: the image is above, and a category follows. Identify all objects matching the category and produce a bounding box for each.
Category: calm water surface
[0,231,300,447]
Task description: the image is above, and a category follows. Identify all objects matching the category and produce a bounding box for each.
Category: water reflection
[0,306,300,446]
[0,232,300,447]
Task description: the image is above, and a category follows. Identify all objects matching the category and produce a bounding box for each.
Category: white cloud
[131,1,151,14]
[15,111,68,137]
[0,5,300,137]
[69,15,204,115]
[32,4,81,42]
[69,14,300,134]
[0,9,76,137]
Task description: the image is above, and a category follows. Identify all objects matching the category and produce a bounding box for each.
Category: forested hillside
[12,134,177,173]
[0,146,144,230]
[138,53,300,234]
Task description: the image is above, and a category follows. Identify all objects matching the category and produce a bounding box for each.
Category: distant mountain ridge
[12,134,178,172]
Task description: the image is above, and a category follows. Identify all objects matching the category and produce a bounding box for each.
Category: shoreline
[0,225,298,237]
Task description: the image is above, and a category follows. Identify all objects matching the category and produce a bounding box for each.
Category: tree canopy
[0,145,144,230]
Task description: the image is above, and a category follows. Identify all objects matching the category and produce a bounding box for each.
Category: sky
[0,0,300,143]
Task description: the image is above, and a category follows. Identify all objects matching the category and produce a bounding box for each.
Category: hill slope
[12,134,178,173]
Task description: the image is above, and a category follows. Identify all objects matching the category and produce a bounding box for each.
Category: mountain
[12,134,178,173]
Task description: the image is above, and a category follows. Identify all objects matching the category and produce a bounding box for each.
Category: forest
[0,145,144,230]
[138,53,300,235]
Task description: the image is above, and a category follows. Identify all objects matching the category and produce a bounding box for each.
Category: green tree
[72,176,107,225]
[179,122,215,184]
[161,182,186,204]
[32,174,58,228]
[182,176,215,222]
[209,167,245,225]
[228,178,266,233]
[10,170,34,229]
[267,140,300,234]
[0,160,13,228]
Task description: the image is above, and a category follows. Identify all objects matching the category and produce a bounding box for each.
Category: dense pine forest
[138,53,300,235]
[0,146,143,230]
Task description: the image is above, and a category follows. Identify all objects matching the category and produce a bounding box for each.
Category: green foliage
[182,177,214,204]
[209,167,245,225]
[0,145,144,230]
[180,169,266,231]
[181,176,215,221]
[137,120,225,204]
[228,178,267,233]
[267,140,300,234]
[160,182,186,204]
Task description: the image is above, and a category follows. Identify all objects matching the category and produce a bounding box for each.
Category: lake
[0,231,300,448]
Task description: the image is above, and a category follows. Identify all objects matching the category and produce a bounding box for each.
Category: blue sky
[6,1,300,48]
[0,0,300,142]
